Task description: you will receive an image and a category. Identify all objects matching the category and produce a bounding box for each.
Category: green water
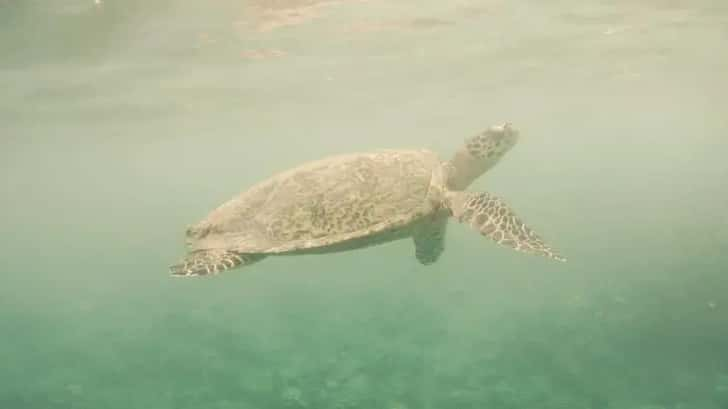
[2,1,727,408]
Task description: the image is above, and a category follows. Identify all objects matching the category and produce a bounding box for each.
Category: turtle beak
[501,122,519,141]
[502,122,516,134]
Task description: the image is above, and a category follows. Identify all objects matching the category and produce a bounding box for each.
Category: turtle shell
[185,149,441,254]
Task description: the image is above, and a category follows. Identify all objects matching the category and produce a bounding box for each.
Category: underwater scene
[1,1,727,408]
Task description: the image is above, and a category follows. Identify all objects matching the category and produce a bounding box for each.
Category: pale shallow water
[1,1,728,408]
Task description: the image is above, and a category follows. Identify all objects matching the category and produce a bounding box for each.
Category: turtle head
[446,123,519,190]
[465,123,519,159]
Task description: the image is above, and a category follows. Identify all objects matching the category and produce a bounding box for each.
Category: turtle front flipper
[169,250,266,277]
[412,215,449,265]
[445,191,565,262]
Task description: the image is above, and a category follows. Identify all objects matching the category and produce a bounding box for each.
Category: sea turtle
[170,123,565,277]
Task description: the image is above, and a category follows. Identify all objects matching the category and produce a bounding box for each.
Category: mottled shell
[185,149,443,254]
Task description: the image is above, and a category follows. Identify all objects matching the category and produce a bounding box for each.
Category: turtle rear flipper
[446,191,565,261]
[169,250,266,277]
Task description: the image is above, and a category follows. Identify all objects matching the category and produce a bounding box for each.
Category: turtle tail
[169,249,266,277]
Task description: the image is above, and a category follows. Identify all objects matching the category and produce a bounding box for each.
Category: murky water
[2,1,727,408]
